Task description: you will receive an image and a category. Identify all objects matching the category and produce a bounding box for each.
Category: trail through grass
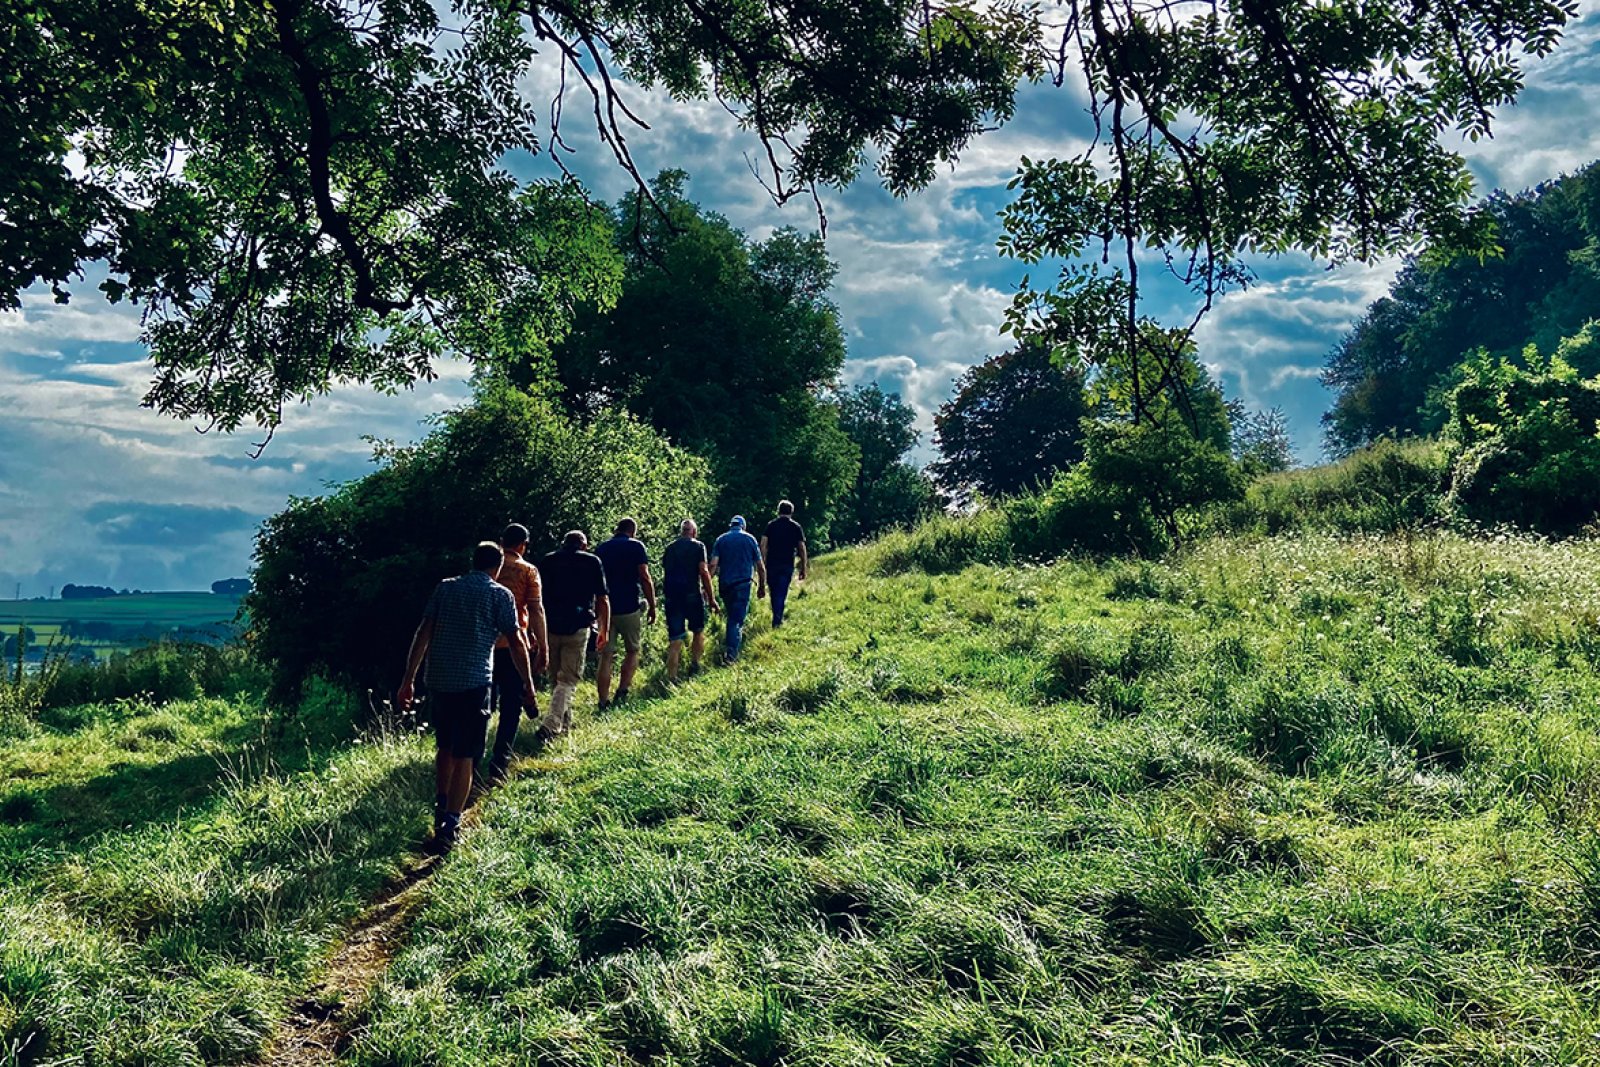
[350,532,1600,1065]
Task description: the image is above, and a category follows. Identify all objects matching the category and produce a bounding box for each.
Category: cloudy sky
[4,13,1600,594]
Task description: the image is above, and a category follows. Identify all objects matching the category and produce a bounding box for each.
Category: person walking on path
[398,541,536,852]
[662,518,718,681]
[710,515,765,662]
[535,530,609,742]
[595,518,656,710]
[761,500,808,628]
[485,523,547,783]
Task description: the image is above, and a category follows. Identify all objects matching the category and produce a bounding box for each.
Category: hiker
[398,541,536,852]
[662,518,718,681]
[535,530,609,741]
[485,523,547,782]
[595,517,656,709]
[761,499,808,628]
[709,515,765,662]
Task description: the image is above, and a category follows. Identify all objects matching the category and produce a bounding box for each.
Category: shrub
[33,643,266,716]
[1215,438,1451,536]
[250,386,715,698]
[1446,340,1600,534]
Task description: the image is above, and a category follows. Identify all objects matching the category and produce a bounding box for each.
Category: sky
[3,13,1600,594]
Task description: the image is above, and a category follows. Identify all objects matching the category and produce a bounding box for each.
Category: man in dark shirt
[761,500,809,628]
[535,530,610,741]
[594,517,656,709]
[661,518,718,681]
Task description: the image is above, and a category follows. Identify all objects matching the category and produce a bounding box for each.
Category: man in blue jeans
[710,515,766,662]
[761,500,808,628]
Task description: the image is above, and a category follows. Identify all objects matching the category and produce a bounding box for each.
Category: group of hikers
[397,502,810,851]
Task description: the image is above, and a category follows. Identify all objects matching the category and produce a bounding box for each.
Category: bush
[1215,438,1451,535]
[1446,341,1600,534]
[34,643,267,716]
[250,386,716,697]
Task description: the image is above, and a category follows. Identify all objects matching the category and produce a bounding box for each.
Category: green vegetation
[0,683,432,1062]
[343,530,1600,1064]
[0,592,243,658]
[249,386,713,698]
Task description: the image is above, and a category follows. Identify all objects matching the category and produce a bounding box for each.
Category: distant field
[0,594,243,657]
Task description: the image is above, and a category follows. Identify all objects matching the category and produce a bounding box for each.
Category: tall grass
[348,530,1600,1064]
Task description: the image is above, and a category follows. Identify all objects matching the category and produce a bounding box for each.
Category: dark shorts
[664,593,706,642]
[431,685,491,760]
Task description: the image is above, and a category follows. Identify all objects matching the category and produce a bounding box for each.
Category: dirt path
[263,848,443,1064]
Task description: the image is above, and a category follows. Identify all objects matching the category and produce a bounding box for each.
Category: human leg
[613,611,643,699]
[486,648,524,777]
[541,632,588,735]
[721,582,751,660]
[769,566,793,626]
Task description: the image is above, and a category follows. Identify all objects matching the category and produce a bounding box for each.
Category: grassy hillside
[0,686,430,1062]
[6,530,1600,1064]
[347,532,1600,1064]
[0,592,244,658]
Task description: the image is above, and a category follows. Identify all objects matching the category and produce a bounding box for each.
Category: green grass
[0,682,432,1063]
[347,531,1600,1065]
[0,593,244,659]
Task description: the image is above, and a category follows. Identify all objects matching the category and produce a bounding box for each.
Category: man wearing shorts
[662,518,718,681]
[595,518,656,709]
[710,515,765,662]
[536,530,610,741]
[398,541,536,852]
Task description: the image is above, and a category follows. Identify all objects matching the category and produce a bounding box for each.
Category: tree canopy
[1323,162,1600,453]
[834,383,940,541]
[931,342,1091,504]
[536,173,860,537]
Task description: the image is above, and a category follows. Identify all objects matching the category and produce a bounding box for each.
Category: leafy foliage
[538,173,859,538]
[833,384,941,542]
[1000,0,1575,422]
[1230,404,1295,476]
[930,342,1091,504]
[249,386,713,695]
[1446,337,1600,533]
[1214,439,1452,537]
[1081,420,1245,548]
[4,0,1032,433]
[1324,163,1600,452]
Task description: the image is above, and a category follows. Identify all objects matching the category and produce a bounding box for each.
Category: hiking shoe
[613,688,629,706]
[426,821,459,856]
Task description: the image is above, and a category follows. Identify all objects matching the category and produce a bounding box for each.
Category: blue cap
[730,515,746,527]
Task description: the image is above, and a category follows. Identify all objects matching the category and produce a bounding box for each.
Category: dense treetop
[3,0,1579,437]
[1323,162,1600,453]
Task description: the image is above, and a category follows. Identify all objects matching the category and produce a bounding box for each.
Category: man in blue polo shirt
[399,541,536,853]
[710,515,766,662]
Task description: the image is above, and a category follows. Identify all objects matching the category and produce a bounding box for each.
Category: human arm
[798,538,809,581]
[638,562,657,625]
[698,560,719,614]
[595,594,611,650]
[755,546,768,599]
[510,631,537,705]
[397,617,434,709]
[526,573,549,675]
[760,535,770,566]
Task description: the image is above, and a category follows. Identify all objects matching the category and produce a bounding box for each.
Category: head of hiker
[473,540,504,576]
[501,523,530,553]
[680,518,698,538]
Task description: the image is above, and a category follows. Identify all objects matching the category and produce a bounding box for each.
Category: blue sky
[4,12,1600,593]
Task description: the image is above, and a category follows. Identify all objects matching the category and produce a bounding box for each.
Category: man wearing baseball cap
[709,515,765,662]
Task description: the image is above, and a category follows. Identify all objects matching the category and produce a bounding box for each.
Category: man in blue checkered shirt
[399,541,536,852]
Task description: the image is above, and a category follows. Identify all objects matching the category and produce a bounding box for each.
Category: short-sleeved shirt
[711,528,762,584]
[422,570,520,692]
[763,516,806,571]
[662,536,708,600]
[493,554,541,650]
[537,545,609,636]
[594,536,649,616]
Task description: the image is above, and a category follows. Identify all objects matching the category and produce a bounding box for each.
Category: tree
[1081,421,1245,549]
[211,578,252,596]
[6,0,1032,435]
[931,343,1091,504]
[1323,165,1600,453]
[999,0,1575,425]
[60,584,118,600]
[249,385,714,696]
[834,384,940,541]
[1230,404,1296,476]
[535,173,860,538]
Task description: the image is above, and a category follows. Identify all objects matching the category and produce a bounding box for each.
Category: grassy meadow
[6,529,1600,1064]
[347,531,1600,1065]
[0,592,244,660]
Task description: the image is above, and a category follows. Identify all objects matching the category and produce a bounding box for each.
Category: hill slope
[345,533,1600,1064]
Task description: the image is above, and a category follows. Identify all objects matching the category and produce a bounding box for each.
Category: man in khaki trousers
[534,530,610,742]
